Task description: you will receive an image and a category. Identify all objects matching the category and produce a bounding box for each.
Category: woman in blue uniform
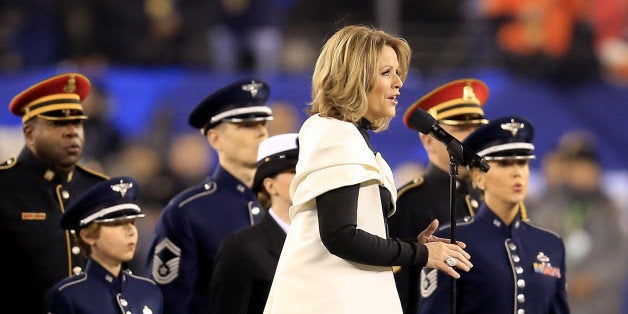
[419,116,569,314]
[45,176,163,314]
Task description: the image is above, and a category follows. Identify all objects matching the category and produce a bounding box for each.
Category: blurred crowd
[2,0,628,83]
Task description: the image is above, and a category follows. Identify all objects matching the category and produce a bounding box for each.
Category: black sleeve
[316,184,428,267]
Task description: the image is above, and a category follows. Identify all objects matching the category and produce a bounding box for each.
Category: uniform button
[517,279,526,288]
[509,243,517,251]
[517,309,525,314]
[251,207,260,215]
[71,246,81,255]
[126,311,132,314]
[515,266,523,274]
[512,255,520,262]
[72,266,82,275]
[517,293,525,303]
[120,299,128,306]
[61,191,70,199]
[470,199,479,208]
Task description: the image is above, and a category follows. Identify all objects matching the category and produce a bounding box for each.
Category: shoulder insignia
[75,164,109,179]
[151,238,182,285]
[0,157,17,169]
[420,268,438,298]
[397,177,425,198]
[178,181,218,208]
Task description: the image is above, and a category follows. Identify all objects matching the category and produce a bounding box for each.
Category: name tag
[22,212,46,220]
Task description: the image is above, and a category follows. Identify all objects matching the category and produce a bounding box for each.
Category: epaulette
[178,181,219,208]
[0,157,17,170]
[524,215,562,239]
[75,164,109,180]
[396,177,424,198]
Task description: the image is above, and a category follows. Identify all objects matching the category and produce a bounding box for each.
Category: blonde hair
[309,25,411,131]
[77,223,101,257]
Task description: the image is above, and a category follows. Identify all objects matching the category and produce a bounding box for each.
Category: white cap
[257,133,299,162]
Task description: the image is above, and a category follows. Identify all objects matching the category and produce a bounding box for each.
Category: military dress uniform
[419,116,569,314]
[0,73,107,314]
[210,133,299,314]
[419,205,568,314]
[45,176,162,314]
[389,79,489,313]
[146,79,273,314]
[46,260,162,314]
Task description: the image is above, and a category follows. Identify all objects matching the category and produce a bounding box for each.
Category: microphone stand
[448,156,459,314]
[443,142,488,314]
[445,144,464,314]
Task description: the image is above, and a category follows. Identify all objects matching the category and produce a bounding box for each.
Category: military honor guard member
[210,132,298,314]
[0,73,108,314]
[419,116,569,314]
[45,176,163,314]
[388,78,490,313]
[146,78,274,313]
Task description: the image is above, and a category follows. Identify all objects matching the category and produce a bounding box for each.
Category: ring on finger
[445,256,458,267]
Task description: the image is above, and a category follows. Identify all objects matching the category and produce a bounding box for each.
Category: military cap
[61,176,145,231]
[462,116,536,162]
[189,78,274,134]
[9,73,91,123]
[252,133,299,193]
[403,78,489,128]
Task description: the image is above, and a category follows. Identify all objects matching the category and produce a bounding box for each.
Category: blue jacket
[419,204,569,314]
[146,165,264,314]
[45,259,163,314]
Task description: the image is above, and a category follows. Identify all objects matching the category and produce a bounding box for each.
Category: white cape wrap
[264,115,402,314]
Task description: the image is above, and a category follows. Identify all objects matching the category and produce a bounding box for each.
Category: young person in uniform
[45,176,162,313]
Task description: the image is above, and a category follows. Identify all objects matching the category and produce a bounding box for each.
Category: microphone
[404,108,490,173]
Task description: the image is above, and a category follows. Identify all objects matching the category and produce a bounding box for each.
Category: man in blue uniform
[146,78,274,313]
[0,73,108,314]
[45,176,163,313]
[419,116,569,313]
[389,79,491,313]
[209,132,298,313]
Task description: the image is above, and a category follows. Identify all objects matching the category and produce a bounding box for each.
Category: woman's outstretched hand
[417,219,473,278]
